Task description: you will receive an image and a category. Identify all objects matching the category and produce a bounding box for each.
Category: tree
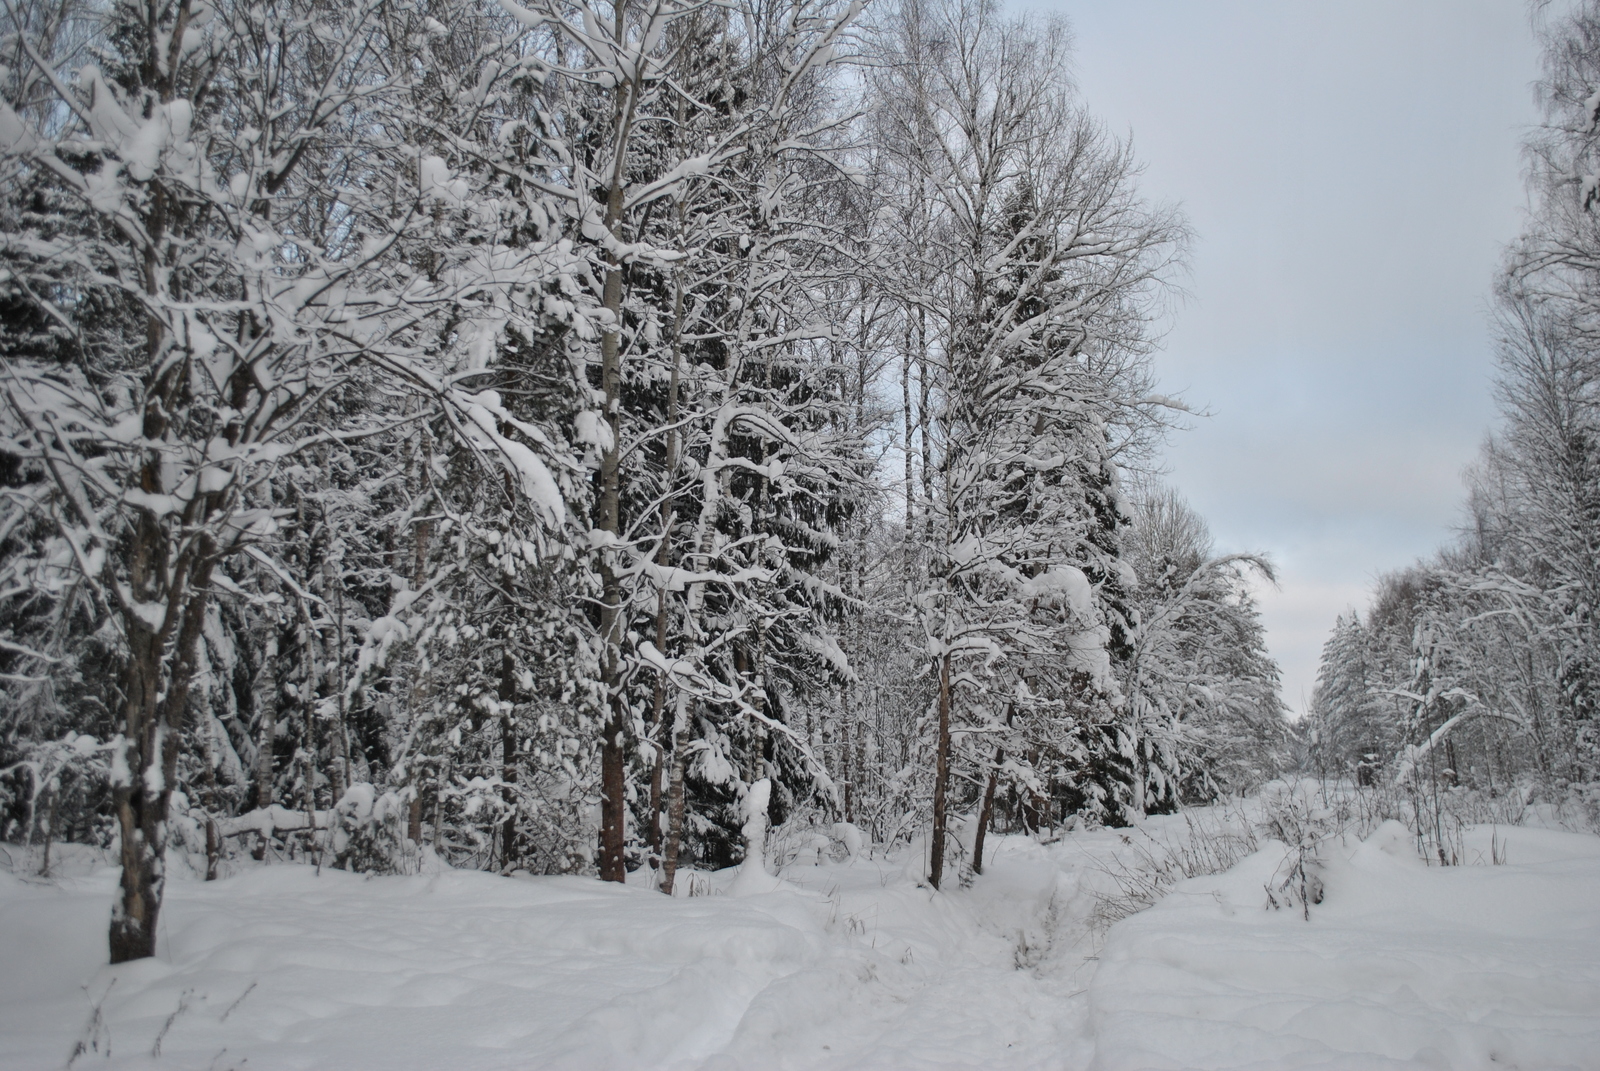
[867,0,1185,884]
[1308,612,1393,785]
[0,0,586,958]
[1120,487,1288,804]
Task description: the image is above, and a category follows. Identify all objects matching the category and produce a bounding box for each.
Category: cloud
[1250,570,1374,718]
[1037,0,1542,717]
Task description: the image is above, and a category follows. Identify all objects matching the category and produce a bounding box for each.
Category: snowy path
[2,819,1598,1070]
[0,843,1099,1070]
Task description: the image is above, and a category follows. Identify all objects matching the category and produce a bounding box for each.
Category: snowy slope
[2,816,1598,1070]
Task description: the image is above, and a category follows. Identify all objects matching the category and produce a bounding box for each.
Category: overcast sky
[1027,1,1545,716]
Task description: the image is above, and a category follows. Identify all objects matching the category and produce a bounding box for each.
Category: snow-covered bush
[768,814,861,869]
[329,784,416,875]
[1573,781,1600,830]
[1256,782,1333,919]
[0,733,115,874]
[1090,805,1259,927]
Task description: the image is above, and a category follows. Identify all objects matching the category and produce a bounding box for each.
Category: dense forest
[0,0,1291,962]
[1307,2,1600,827]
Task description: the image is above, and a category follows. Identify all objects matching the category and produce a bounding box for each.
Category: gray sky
[1034,1,1544,716]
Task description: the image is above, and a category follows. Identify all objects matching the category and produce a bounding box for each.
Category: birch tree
[866,0,1184,884]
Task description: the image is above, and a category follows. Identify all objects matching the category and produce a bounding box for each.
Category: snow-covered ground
[1090,820,1600,1070]
[3,810,1598,1070]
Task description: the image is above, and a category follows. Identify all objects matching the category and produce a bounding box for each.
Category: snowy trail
[2,818,1599,1070]
[0,841,1099,1071]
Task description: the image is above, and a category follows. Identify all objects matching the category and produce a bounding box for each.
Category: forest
[0,0,1295,964]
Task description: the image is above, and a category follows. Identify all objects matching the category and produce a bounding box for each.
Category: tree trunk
[204,817,221,882]
[407,450,433,854]
[201,719,221,882]
[902,325,916,538]
[327,559,351,803]
[918,310,935,548]
[597,688,628,882]
[407,796,423,845]
[39,780,60,879]
[647,268,685,861]
[499,649,518,870]
[841,696,855,824]
[928,651,953,890]
[660,696,691,895]
[595,68,636,880]
[302,753,320,867]
[972,746,1001,875]
[646,607,668,861]
[110,626,164,963]
[254,632,279,816]
[110,539,217,963]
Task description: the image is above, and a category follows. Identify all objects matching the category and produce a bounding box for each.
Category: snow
[728,779,787,898]
[461,402,566,528]
[1020,565,1094,617]
[216,804,326,838]
[419,155,468,206]
[2,811,1598,1070]
[1090,821,1600,1070]
[0,100,36,154]
[572,410,613,452]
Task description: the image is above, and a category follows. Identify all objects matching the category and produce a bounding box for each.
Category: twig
[220,982,256,1023]
[151,989,193,1057]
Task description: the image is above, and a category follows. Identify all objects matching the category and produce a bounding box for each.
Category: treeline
[1308,2,1600,817]
[0,0,1288,961]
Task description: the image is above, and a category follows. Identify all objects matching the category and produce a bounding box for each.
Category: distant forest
[1307,4,1600,825]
